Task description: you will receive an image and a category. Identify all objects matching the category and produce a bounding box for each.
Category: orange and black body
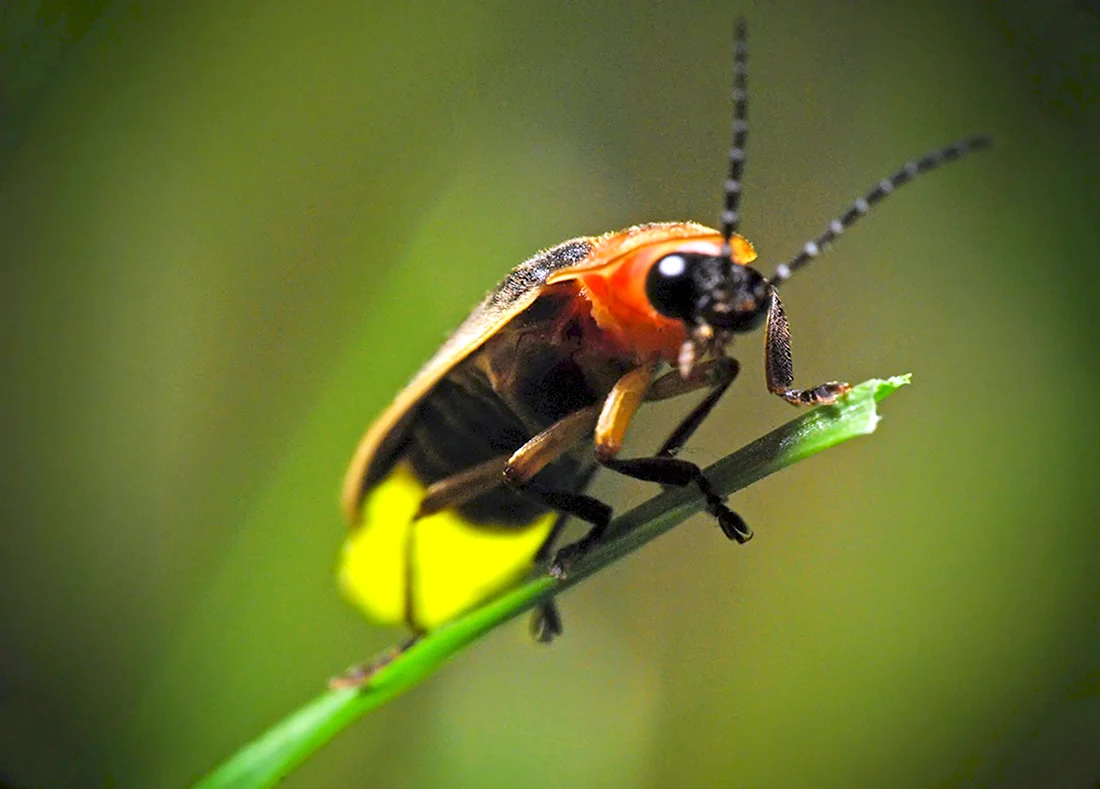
[339,225,761,635]
[336,19,991,667]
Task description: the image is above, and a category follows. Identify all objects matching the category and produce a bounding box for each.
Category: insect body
[338,19,990,648]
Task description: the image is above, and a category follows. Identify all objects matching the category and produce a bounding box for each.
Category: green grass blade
[192,374,910,789]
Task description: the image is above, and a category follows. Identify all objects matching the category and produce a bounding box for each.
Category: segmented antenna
[769,135,993,286]
[720,16,749,256]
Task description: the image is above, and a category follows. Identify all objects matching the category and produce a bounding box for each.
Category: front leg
[765,288,850,406]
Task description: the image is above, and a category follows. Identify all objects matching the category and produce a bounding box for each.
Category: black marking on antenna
[770,135,992,286]
[720,16,749,256]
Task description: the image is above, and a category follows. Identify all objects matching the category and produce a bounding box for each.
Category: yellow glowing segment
[338,463,555,631]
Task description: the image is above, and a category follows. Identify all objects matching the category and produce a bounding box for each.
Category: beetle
[336,18,990,672]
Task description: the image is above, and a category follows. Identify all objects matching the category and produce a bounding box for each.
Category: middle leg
[551,358,753,576]
[598,354,753,543]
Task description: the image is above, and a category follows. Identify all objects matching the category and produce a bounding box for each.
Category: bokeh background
[2,1,1098,787]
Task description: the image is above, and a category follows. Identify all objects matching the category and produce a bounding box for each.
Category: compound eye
[645,253,698,321]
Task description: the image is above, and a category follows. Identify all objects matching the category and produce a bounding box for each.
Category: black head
[645,251,769,334]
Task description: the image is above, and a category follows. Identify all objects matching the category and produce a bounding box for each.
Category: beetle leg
[416,456,510,518]
[535,361,654,575]
[600,456,752,543]
[651,356,739,458]
[529,475,591,642]
[594,360,753,545]
[416,406,599,518]
[502,407,617,575]
[502,406,599,485]
[531,518,567,643]
[765,288,850,406]
[530,597,564,643]
[505,364,656,578]
[521,479,612,574]
[643,357,733,403]
[592,361,660,462]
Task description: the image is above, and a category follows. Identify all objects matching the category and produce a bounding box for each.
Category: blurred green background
[2,1,1098,787]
